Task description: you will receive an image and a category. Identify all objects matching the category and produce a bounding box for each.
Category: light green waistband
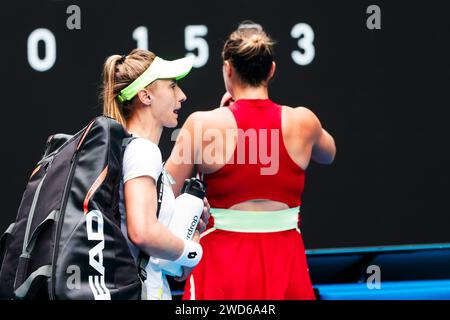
[210,206,300,233]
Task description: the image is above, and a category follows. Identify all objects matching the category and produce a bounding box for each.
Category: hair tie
[118,54,127,64]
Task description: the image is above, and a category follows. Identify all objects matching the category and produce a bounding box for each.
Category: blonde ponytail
[102,55,127,126]
[101,49,156,127]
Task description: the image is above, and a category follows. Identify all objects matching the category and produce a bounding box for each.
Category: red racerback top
[203,99,305,209]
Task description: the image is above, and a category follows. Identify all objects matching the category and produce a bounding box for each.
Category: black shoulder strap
[122,136,135,150]
[155,171,164,218]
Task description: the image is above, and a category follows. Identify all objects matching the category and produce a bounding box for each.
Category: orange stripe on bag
[30,165,41,179]
[83,165,108,214]
[76,120,95,151]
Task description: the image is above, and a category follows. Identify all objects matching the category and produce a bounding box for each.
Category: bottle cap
[181,178,207,199]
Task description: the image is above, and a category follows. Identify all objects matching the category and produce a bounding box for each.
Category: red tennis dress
[182,99,316,300]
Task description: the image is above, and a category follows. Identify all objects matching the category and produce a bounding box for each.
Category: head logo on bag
[86,210,110,300]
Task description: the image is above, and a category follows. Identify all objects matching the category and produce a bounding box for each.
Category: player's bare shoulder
[282,105,321,138]
[287,105,318,121]
[188,106,236,130]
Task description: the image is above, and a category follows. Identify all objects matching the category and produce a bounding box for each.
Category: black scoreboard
[1,0,449,249]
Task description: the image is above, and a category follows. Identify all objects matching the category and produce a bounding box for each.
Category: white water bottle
[160,178,207,277]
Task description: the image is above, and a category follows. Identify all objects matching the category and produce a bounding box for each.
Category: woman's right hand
[174,197,209,282]
[174,230,201,282]
[220,91,234,107]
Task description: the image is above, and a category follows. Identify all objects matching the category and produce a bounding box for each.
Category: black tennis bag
[0,116,146,300]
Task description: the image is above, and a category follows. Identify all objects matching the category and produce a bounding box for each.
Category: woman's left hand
[196,197,210,234]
